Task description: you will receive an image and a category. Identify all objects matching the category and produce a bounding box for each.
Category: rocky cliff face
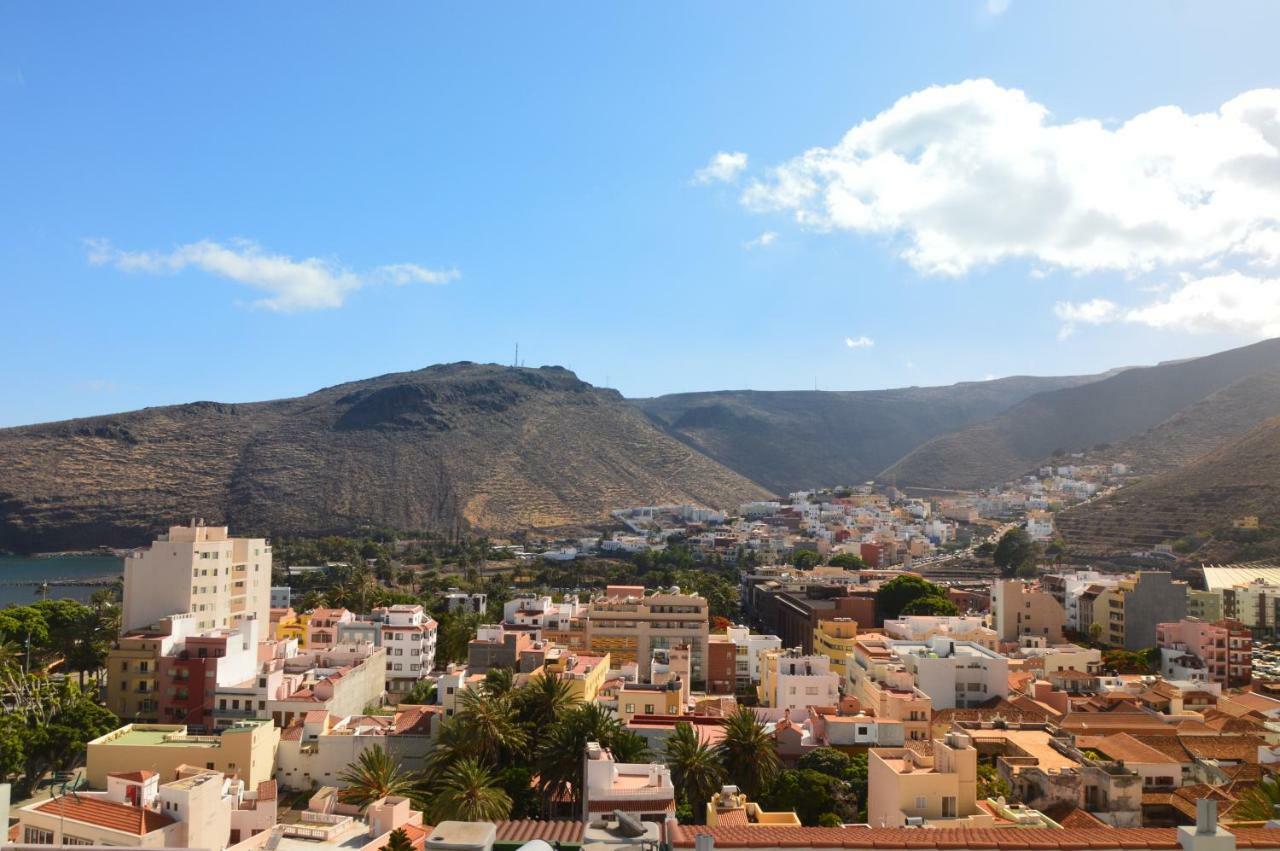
[0,363,771,552]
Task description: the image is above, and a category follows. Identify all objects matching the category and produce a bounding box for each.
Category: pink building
[1156,618,1251,687]
[307,608,355,651]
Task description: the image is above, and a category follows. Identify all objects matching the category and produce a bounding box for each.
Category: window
[63,836,94,846]
[914,796,927,811]
[625,703,635,714]
[942,796,957,817]
[24,827,54,844]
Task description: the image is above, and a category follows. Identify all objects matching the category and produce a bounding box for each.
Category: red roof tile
[107,770,157,782]
[493,820,585,844]
[34,796,176,836]
[668,826,1280,850]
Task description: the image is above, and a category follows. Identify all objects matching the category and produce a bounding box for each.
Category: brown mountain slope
[1099,365,1280,475]
[1057,415,1280,559]
[882,338,1280,489]
[632,374,1110,494]
[0,364,770,552]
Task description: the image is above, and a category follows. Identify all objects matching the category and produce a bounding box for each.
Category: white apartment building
[123,521,271,634]
[373,604,438,693]
[887,637,1009,710]
[882,616,998,650]
[725,625,782,685]
[442,590,487,614]
[1047,570,1120,631]
[266,643,388,727]
[759,649,841,711]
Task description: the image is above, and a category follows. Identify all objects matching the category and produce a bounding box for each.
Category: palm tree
[1231,777,1280,822]
[535,702,624,816]
[716,704,779,800]
[516,672,579,729]
[608,730,651,764]
[381,828,415,851]
[455,689,527,763]
[665,722,725,824]
[427,758,512,823]
[337,745,423,809]
[483,667,515,698]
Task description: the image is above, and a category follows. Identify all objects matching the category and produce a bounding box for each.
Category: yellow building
[272,609,308,646]
[617,681,684,724]
[813,618,858,683]
[705,789,801,827]
[541,651,611,702]
[86,721,280,788]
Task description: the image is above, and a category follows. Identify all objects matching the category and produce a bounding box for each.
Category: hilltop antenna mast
[514,343,519,368]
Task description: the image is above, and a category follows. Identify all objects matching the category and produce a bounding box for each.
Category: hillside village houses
[61,515,1280,851]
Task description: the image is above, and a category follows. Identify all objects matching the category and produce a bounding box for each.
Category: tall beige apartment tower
[122,521,272,634]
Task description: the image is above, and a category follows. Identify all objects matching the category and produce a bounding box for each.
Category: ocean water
[0,555,122,608]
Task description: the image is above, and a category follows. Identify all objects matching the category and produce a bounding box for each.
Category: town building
[274,708,438,790]
[583,585,709,685]
[884,637,1009,710]
[581,740,675,821]
[86,720,281,788]
[868,732,981,827]
[992,580,1066,645]
[372,604,437,694]
[758,649,841,711]
[882,615,998,650]
[1156,619,1252,687]
[122,521,272,634]
[724,626,782,688]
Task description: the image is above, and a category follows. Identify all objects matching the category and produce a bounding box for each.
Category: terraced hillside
[882,338,1280,489]
[1058,415,1280,560]
[633,374,1109,493]
[0,364,771,552]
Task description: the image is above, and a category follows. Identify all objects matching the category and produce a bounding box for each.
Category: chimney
[1178,799,1234,851]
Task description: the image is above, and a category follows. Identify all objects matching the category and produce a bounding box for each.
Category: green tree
[759,769,858,826]
[797,747,851,778]
[875,575,948,621]
[536,703,624,815]
[826,553,867,570]
[453,689,527,764]
[791,549,822,569]
[381,829,415,851]
[716,704,780,800]
[515,673,579,730]
[482,667,515,698]
[977,763,1011,800]
[665,722,725,824]
[899,595,959,616]
[993,528,1038,577]
[608,730,652,764]
[427,758,513,823]
[337,745,423,810]
[402,680,437,705]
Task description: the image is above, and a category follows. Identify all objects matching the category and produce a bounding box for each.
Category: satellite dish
[613,810,647,838]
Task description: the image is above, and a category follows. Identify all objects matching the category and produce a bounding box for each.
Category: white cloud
[744,231,778,249]
[86,238,457,312]
[693,151,749,184]
[741,80,1280,277]
[845,335,875,349]
[985,0,1011,15]
[1056,273,1280,338]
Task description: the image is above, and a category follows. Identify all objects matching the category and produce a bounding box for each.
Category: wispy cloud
[693,151,748,185]
[1057,273,1280,339]
[74,379,118,394]
[86,238,458,312]
[845,335,875,349]
[985,0,1011,15]
[744,231,777,250]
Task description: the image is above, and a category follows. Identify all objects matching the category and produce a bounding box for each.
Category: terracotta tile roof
[1077,733,1181,765]
[34,796,176,836]
[107,770,157,782]
[280,724,304,741]
[493,820,585,844]
[668,826,1280,849]
[1131,735,1191,762]
[1056,808,1108,829]
[395,707,439,735]
[586,797,675,812]
[256,779,278,800]
[715,809,752,827]
[1181,735,1264,762]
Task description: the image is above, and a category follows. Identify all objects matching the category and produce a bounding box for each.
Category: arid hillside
[881,338,1280,489]
[0,364,771,552]
[1057,415,1280,560]
[633,374,1108,493]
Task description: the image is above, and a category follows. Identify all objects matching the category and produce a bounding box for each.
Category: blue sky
[3,2,1279,426]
